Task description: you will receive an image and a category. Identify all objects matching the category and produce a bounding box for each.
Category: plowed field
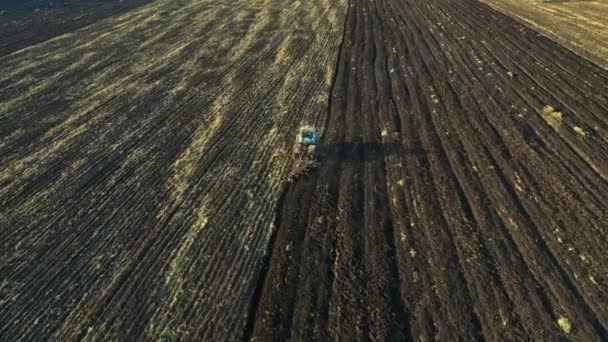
[482,0,608,69]
[1,0,607,340]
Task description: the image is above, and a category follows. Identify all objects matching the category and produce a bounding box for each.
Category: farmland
[0,0,153,56]
[482,0,608,69]
[1,0,608,340]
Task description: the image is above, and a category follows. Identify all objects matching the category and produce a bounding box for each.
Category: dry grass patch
[557,316,571,334]
[541,105,563,129]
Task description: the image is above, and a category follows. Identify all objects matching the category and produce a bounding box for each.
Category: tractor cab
[288,125,320,181]
[293,125,318,161]
[298,126,318,145]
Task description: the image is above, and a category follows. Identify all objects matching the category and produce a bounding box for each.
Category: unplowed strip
[0,0,155,56]
[0,0,348,339]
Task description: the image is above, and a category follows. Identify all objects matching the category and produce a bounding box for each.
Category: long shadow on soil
[319,142,426,161]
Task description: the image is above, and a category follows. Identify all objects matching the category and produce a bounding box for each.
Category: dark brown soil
[1,0,607,340]
[248,0,608,340]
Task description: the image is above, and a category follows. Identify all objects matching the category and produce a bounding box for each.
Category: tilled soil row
[250,0,608,340]
[1,0,607,340]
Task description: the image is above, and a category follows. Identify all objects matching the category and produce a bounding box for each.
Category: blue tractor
[293,125,318,161]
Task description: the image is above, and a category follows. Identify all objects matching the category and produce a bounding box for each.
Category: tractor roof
[301,125,316,133]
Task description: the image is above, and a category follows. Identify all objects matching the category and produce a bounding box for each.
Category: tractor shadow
[319,142,426,161]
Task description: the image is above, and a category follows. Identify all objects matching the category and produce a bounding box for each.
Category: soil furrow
[2,0,608,339]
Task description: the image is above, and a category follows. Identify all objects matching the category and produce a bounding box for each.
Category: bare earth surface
[481,0,608,69]
[1,0,608,340]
